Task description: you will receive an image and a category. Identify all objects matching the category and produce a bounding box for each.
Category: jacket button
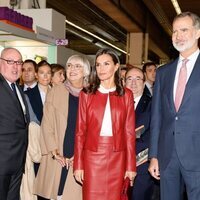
[175,116,178,120]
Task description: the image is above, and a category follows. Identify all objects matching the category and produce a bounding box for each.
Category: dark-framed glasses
[66,63,83,70]
[0,58,23,65]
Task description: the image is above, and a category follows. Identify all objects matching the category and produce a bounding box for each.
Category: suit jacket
[0,74,29,175]
[144,85,152,98]
[135,93,151,174]
[26,84,43,123]
[149,53,200,171]
[74,88,136,172]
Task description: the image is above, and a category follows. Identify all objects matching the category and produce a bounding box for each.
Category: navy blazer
[25,84,43,123]
[149,53,200,171]
[135,92,151,174]
[0,74,29,175]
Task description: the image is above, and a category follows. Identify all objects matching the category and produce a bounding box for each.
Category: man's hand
[148,158,160,180]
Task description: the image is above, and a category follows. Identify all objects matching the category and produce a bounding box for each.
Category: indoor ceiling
[46,0,200,63]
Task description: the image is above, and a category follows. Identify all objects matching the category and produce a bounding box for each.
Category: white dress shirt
[134,95,142,110]
[98,85,116,137]
[173,49,200,100]
[7,80,26,115]
[23,82,37,91]
[145,81,153,96]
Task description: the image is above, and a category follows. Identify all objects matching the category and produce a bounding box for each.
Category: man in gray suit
[148,12,200,200]
[0,48,29,200]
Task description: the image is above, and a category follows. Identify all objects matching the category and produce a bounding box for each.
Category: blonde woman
[34,55,90,200]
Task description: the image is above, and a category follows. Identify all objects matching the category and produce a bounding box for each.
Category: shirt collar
[98,84,116,94]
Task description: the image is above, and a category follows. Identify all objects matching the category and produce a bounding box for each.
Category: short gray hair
[173,12,200,30]
[66,55,90,77]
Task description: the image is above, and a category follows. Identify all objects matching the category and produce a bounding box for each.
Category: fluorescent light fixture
[65,19,127,54]
[171,0,182,14]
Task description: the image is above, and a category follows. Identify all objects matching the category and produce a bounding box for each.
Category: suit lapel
[0,74,26,121]
[181,53,200,107]
[167,59,178,114]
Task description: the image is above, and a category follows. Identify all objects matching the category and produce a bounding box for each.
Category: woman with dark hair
[50,63,66,86]
[74,48,137,200]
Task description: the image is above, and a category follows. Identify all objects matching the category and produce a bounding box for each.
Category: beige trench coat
[34,84,82,200]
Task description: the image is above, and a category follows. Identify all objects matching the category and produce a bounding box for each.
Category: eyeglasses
[126,76,144,83]
[66,63,83,70]
[0,58,23,65]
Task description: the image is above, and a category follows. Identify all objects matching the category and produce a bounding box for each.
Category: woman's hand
[125,171,137,186]
[65,156,74,169]
[54,154,66,167]
[74,170,84,184]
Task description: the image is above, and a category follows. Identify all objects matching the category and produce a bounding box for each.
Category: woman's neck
[100,79,115,89]
[70,80,83,89]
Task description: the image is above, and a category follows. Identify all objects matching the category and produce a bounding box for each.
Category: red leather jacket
[74,88,136,171]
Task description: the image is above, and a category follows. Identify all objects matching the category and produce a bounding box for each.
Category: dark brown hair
[36,60,51,73]
[84,48,124,96]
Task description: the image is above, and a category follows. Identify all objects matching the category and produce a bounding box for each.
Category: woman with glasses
[73,48,136,200]
[34,55,90,200]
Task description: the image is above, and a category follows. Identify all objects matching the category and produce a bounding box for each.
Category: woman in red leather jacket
[74,48,137,200]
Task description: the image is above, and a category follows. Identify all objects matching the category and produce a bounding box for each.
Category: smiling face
[0,48,23,83]
[172,16,200,55]
[36,65,52,86]
[66,58,84,84]
[96,54,119,87]
[125,68,145,98]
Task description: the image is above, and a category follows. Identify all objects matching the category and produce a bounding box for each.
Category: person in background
[25,60,52,200]
[21,59,37,91]
[26,60,52,123]
[74,48,136,200]
[0,47,29,200]
[142,62,157,97]
[148,12,200,200]
[125,67,154,200]
[50,63,66,86]
[34,55,90,200]
[120,66,128,86]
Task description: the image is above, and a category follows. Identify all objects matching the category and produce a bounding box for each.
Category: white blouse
[98,85,116,137]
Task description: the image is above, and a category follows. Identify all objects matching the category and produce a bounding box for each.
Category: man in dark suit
[126,67,154,200]
[142,62,157,97]
[21,59,37,91]
[0,48,29,200]
[148,12,200,200]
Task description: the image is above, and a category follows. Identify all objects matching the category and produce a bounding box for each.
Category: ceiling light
[171,0,182,14]
[65,19,127,54]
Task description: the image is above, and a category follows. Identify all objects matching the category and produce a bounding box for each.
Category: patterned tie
[174,59,188,112]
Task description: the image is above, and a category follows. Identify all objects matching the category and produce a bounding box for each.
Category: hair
[173,11,200,30]
[66,55,90,77]
[36,60,51,73]
[51,63,65,77]
[125,66,145,82]
[84,48,124,96]
[23,59,37,71]
[142,62,157,73]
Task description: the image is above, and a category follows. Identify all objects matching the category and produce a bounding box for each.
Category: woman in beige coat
[34,55,91,200]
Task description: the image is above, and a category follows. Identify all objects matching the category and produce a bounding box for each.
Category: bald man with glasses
[0,48,29,200]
